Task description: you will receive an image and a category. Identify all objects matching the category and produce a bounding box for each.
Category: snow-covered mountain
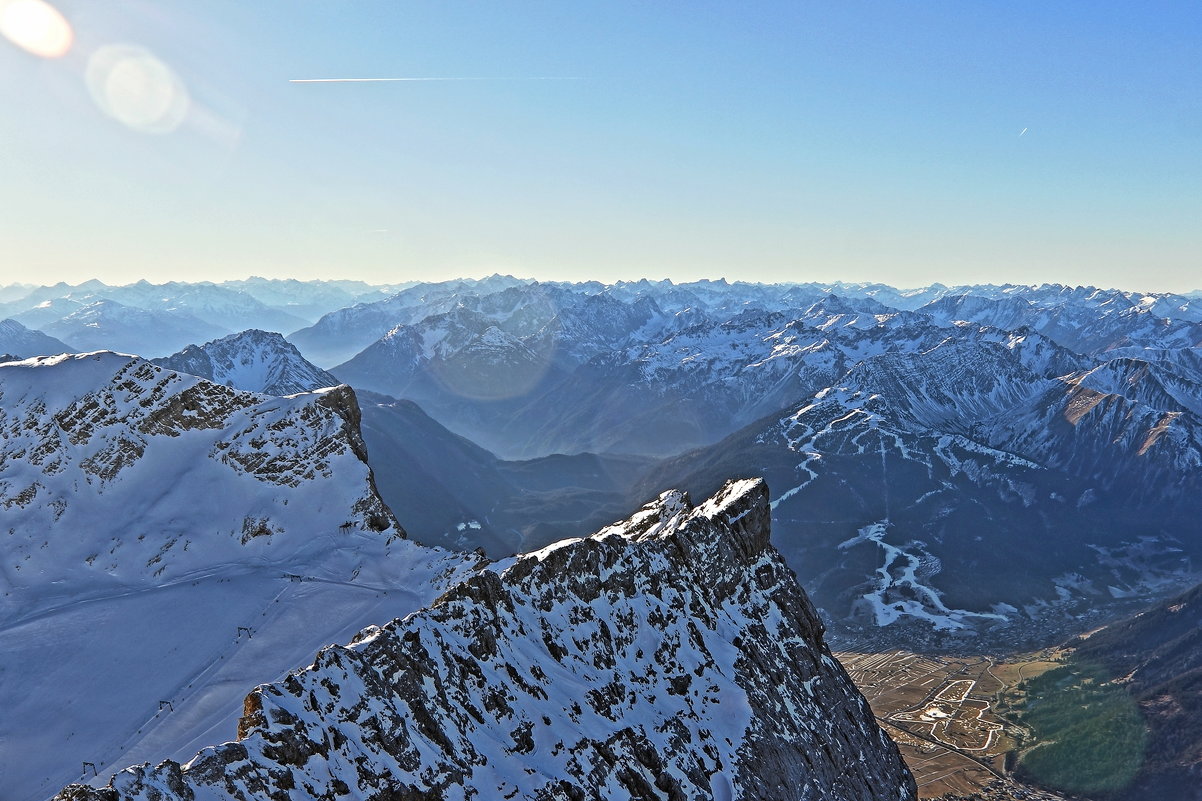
[921,289,1202,354]
[90,280,310,335]
[489,298,951,458]
[294,276,730,375]
[334,291,1057,459]
[134,320,646,554]
[329,288,692,454]
[0,353,475,800]
[288,275,536,367]
[644,334,1202,648]
[323,279,1202,474]
[8,274,1202,653]
[0,279,388,350]
[0,318,74,358]
[153,330,339,396]
[14,299,228,358]
[0,280,107,318]
[337,305,562,403]
[58,480,916,801]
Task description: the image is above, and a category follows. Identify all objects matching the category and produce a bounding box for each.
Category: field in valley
[836,649,1067,800]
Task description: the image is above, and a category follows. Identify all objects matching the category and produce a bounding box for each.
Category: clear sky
[2,1,1200,292]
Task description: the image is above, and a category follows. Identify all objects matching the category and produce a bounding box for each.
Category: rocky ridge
[58,479,916,801]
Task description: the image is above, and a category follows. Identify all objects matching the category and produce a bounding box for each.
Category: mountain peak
[153,329,339,396]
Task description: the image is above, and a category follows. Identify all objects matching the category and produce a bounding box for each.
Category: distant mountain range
[4,275,1201,652]
[0,278,411,359]
[6,274,1202,800]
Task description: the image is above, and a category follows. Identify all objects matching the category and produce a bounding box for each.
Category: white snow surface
[0,353,473,800]
[841,522,1008,631]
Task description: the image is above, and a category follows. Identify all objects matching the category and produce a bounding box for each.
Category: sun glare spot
[85,44,190,134]
[0,0,73,58]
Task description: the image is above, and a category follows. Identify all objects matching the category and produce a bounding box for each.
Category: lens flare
[85,44,190,134]
[0,0,73,58]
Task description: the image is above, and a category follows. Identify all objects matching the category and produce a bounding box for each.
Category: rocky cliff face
[58,479,915,801]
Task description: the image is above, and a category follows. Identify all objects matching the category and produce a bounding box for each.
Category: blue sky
[2,1,1200,291]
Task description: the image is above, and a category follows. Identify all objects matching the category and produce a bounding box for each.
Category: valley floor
[835,649,1068,801]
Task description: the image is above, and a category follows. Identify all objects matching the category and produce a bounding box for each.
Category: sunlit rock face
[57,479,916,801]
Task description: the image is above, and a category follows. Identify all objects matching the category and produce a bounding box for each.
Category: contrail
[289,77,580,83]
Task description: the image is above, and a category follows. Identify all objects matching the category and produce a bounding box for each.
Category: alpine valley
[3,275,1200,801]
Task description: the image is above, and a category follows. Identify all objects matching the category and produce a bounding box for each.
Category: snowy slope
[58,480,916,801]
[0,354,475,801]
[0,352,400,605]
[152,330,339,396]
